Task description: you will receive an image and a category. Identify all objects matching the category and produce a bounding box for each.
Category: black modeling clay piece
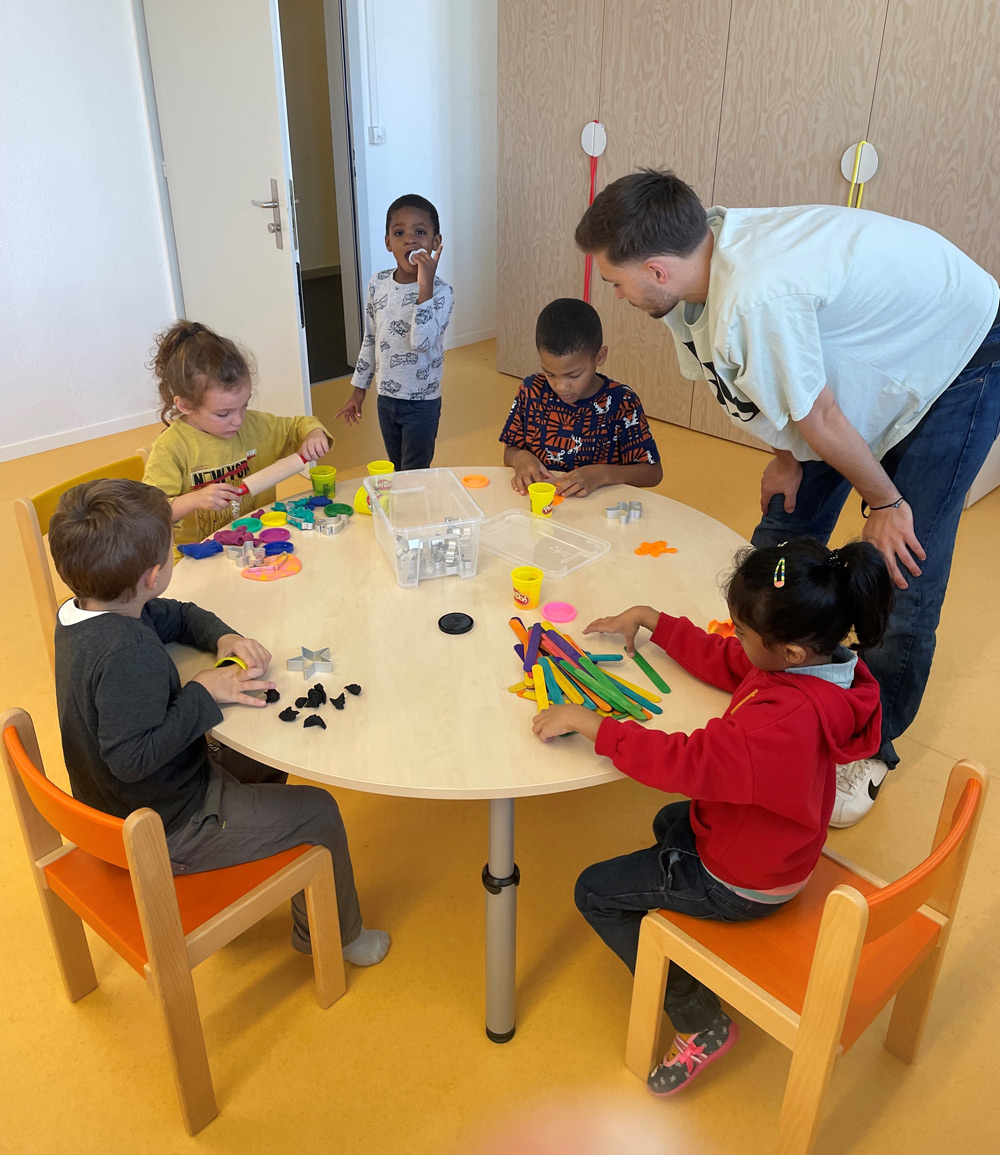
[265,688,280,703]
[303,713,327,729]
[306,689,324,709]
[331,693,346,710]
[295,696,309,708]
[311,683,328,705]
[279,707,299,722]
[345,683,362,696]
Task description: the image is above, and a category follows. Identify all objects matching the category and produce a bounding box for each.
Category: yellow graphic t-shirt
[142,410,329,545]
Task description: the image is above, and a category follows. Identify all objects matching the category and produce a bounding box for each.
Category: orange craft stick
[508,617,530,646]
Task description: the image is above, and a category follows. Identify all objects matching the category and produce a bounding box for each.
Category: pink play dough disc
[542,601,577,623]
[258,527,291,542]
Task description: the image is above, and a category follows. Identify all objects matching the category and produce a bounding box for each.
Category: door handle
[251,178,283,249]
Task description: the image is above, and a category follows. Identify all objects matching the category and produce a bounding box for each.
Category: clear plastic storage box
[364,468,485,589]
[478,510,610,578]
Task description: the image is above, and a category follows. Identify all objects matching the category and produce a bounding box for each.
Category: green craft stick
[561,660,644,720]
[632,649,671,694]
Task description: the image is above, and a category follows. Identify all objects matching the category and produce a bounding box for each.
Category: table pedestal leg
[483,797,519,1043]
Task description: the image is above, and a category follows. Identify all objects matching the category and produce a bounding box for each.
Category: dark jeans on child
[165,744,363,950]
[752,313,1000,768]
[377,394,442,471]
[575,800,779,1033]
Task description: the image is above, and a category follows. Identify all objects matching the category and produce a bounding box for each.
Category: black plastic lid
[438,612,474,635]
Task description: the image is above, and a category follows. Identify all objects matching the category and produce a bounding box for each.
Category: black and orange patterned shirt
[499,373,660,470]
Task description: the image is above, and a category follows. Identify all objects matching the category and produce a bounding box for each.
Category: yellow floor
[2,340,998,1154]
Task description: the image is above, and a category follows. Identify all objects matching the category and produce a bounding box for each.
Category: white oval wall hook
[581,120,607,158]
[842,142,879,208]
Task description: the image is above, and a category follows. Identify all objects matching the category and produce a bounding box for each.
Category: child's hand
[532,704,601,743]
[299,429,330,461]
[335,387,367,426]
[216,633,271,674]
[509,450,553,495]
[583,606,660,656]
[412,240,443,301]
[182,483,245,513]
[554,465,608,498]
[191,664,276,707]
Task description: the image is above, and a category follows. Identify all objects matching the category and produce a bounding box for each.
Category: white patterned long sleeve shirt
[350,269,454,400]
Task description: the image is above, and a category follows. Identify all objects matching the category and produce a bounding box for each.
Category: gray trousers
[165,746,363,950]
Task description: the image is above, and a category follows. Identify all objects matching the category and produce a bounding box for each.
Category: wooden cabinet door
[592,0,732,429]
[497,0,605,379]
[694,0,889,449]
[865,0,1000,279]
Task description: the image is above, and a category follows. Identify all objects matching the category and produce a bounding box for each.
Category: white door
[142,0,310,416]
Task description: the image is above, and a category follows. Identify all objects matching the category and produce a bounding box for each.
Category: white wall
[0,0,174,461]
[350,0,497,348]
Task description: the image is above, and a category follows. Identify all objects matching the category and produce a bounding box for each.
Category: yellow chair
[625,760,987,1155]
[2,707,346,1134]
[15,450,148,670]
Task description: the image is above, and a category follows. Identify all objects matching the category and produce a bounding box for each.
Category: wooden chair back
[14,450,149,670]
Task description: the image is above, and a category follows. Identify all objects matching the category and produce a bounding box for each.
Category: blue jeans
[377,395,442,471]
[575,801,777,1033]
[752,325,1000,768]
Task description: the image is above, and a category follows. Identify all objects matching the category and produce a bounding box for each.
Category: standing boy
[336,194,454,471]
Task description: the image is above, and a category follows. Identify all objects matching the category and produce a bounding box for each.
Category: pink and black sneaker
[647,1012,740,1097]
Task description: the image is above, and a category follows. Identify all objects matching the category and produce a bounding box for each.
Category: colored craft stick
[517,689,537,701]
[600,678,662,715]
[523,623,543,674]
[509,617,530,645]
[540,658,565,705]
[507,682,528,693]
[632,650,672,694]
[549,662,586,705]
[576,660,645,720]
[584,653,624,662]
[532,663,549,710]
[557,662,614,712]
[541,630,580,667]
[559,660,640,718]
[577,652,632,701]
[514,643,525,662]
[601,669,661,702]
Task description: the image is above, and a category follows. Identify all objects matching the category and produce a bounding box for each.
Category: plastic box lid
[478,509,610,578]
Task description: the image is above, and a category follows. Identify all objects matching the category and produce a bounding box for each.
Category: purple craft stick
[523,622,543,673]
[514,643,525,661]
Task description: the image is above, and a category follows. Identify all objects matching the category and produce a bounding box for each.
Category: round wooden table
[168,467,748,1041]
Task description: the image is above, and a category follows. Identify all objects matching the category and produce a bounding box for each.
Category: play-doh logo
[514,589,530,606]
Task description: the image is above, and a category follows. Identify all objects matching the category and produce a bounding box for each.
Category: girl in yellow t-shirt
[143,321,331,544]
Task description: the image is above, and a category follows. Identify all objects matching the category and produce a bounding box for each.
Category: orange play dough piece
[635,540,678,557]
[708,618,735,638]
[240,553,302,581]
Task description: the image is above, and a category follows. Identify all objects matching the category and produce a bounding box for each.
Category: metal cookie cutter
[628,501,642,522]
[317,515,348,535]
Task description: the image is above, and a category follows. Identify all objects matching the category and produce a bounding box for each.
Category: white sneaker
[830,758,889,828]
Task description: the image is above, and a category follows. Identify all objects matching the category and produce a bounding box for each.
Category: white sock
[342,926,390,966]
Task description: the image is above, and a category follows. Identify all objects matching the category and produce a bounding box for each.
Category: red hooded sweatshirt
[594,614,882,890]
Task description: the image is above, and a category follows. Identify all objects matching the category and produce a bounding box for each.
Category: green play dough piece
[325,503,354,517]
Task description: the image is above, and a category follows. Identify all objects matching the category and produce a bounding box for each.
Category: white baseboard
[0,409,162,463]
[444,327,496,351]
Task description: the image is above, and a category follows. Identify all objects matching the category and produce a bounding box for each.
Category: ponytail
[726,537,894,654]
[150,320,254,423]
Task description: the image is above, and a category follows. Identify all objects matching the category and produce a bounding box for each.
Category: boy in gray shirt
[49,478,388,965]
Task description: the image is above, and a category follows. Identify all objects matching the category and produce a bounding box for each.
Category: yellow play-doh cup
[511,565,543,610]
[310,465,337,497]
[367,459,395,492]
[527,482,557,517]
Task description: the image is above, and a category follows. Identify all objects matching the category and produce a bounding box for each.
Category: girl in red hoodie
[533,538,893,1097]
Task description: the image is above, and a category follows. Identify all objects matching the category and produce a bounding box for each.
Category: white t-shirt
[351,268,454,401]
[663,206,999,461]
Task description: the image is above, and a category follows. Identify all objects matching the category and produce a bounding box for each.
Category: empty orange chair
[1,707,346,1135]
[624,759,987,1155]
[15,450,148,670]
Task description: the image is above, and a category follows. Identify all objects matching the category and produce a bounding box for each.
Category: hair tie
[773,557,786,588]
[828,548,847,570]
[177,322,205,344]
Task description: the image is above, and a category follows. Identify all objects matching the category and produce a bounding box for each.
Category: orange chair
[1,707,346,1135]
[625,759,987,1155]
[14,450,148,671]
